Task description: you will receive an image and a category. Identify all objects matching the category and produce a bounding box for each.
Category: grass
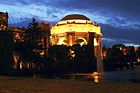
[0,76,140,93]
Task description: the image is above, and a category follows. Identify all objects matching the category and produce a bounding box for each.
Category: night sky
[1,0,140,47]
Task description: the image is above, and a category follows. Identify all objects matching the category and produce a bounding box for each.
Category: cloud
[56,0,140,16]
[124,43,140,47]
[1,0,140,30]
[46,0,140,30]
[1,0,140,47]
[52,15,58,18]
[101,23,140,46]
[102,37,133,47]
[0,3,54,23]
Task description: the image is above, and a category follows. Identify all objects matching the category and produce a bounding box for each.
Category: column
[67,32,75,46]
[88,32,95,57]
[98,35,102,57]
[88,32,95,48]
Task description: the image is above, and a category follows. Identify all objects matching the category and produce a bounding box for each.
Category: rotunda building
[50,14,102,57]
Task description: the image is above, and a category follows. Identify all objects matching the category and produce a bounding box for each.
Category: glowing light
[94,38,98,46]
[93,72,98,75]
[50,14,102,59]
[20,62,22,69]
[75,37,88,45]
[27,63,30,68]
[68,72,102,83]
[80,42,85,46]
[40,52,45,56]
[94,75,99,83]
[51,19,101,35]
[137,59,140,62]
[69,49,75,57]
[13,56,18,69]
[69,35,73,46]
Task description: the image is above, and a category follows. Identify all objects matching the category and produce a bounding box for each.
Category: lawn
[0,76,140,93]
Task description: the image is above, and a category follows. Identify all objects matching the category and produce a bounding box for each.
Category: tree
[136,47,140,59]
[24,18,45,53]
[48,45,70,74]
[129,46,137,64]
[47,45,97,74]
[102,44,107,52]
[103,44,128,71]
[0,30,14,75]
[14,18,45,71]
[72,44,96,73]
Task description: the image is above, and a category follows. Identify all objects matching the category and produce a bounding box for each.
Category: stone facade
[0,12,8,30]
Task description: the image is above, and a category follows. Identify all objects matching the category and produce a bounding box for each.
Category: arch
[75,37,88,46]
[58,37,67,45]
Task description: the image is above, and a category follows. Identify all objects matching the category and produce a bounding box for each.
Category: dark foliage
[103,44,137,71]
[6,18,97,76]
[0,30,14,75]
[42,45,97,74]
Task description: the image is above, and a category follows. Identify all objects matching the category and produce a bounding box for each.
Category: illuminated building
[12,22,50,69]
[38,22,50,56]
[8,27,26,42]
[0,12,8,30]
[0,12,50,69]
[50,14,102,57]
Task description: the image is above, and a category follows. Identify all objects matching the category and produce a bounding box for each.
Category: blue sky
[1,0,140,47]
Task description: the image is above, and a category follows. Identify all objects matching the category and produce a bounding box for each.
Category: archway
[58,37,67,45]
[75,37,87,46]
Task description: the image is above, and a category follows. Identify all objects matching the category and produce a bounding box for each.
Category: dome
[61,14,90,21]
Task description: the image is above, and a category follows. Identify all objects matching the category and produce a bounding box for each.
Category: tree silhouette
[14,18,45,72]
[136,47,140,59]
[103,44,128,71]
[48,45,70,74]
[102,44,107,52]
[24,18,45,53]
[129,46,137,64]
[0,30,14,75]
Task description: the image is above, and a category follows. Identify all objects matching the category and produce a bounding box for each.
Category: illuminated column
[88,32,95,57]
[98,35,102,57]
[55,35,59,45]
[94,37,98,58]
[94,35,102,57]
[67,32,75,46]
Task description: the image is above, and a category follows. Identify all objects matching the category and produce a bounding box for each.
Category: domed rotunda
[50,14,102,57]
